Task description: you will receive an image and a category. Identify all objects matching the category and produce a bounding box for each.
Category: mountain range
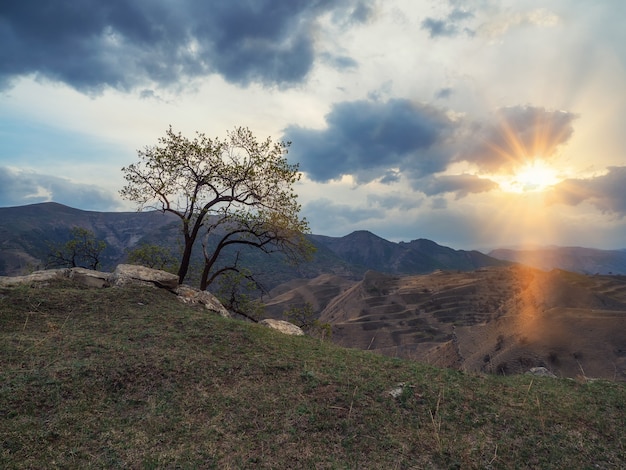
[489,246,626,275]
[3,202,626,381]
[0,202,508,286]
[3,202,626,281]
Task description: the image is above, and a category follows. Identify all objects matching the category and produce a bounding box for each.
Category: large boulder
[0,269,68,287]
[110,264,179,289]
[174,285,231,318]
[259,319,304,336]
[68,268,110,288]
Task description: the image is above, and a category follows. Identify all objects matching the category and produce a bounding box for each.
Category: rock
[174,285,231,318]
[388,383,407,398]
[0,269,68,287]
[110,264,179,289]
[527,367,557,378]
[68,268,110,288]
[259,319,305,336]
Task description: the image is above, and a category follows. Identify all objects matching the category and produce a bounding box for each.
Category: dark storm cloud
[458,106,578,173]
[0,167,121,211]
[284,98,458,184]
[420,174,498,199]
[0,0,374,92]
[547,167,626,215]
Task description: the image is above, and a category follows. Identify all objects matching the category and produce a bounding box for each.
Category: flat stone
[68,268,110,288]
[110,264,179,289]
[0,269,68,287]
[259,319,304,336]
[174,285,231,318]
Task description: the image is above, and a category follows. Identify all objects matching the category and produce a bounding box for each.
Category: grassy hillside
[1,280,625,468]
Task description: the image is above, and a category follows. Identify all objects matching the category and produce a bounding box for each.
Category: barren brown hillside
[266,266,626,381]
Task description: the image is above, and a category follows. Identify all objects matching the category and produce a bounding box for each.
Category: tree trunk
[199,262,211,291]
[177,236,194,284]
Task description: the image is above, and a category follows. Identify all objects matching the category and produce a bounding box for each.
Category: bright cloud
[1,0,625,250]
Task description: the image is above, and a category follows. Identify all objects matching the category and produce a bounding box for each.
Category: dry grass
[1,280,625,468]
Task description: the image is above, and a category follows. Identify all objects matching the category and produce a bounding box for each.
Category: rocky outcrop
[110,264,179,289]
[68,267,110,288]
[174,285,231,318]
[0,265,319,330]
[259,319,305,336]
[0,268,69,287]
[0,265,230,318]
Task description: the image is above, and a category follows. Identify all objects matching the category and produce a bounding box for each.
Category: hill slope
[1,280,625,468]
[266,266,626,381]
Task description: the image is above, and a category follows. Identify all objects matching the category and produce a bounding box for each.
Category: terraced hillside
[266,266,626,380]
[320,267,528,358]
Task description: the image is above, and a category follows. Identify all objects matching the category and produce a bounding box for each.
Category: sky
[1,0,626,251]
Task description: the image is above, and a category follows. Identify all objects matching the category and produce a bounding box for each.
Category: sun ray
[497,159,561,193]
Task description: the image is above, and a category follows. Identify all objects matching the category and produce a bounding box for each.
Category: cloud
[457,106,578,173]
[0,167,122,211]
[302,197,385,233]
[547,167,626,216]
[435,87,454,100]
[420,174,498,199]
[0,0,373,93]
[421,7,474,38]
[366,192,422,211]
[319,52,359,71]
[477,8,560,38]
[284,98,458,184]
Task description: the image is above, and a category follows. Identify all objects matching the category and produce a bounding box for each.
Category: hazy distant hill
[310,231,509,274]
[0,202,178,275]
[489,246,626,275]
[0,203,507,288]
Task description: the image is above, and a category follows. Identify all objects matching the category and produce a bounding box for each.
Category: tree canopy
[120,126,313,290]
[47,227,106,271]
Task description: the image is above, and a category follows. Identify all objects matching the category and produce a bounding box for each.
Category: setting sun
[498,160,561,193]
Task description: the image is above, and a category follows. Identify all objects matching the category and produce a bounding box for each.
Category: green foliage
[283,302,332,340]
[126,243,177,272]
[213,269,265,321]
[120,126,314,293]
[46,227,106,270]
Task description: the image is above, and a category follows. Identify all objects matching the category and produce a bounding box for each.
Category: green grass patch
[1,281,625,468]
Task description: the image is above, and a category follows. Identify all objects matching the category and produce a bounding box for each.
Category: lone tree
[126,243,177,272]
[120,126,313,289]
[47,227,106,271]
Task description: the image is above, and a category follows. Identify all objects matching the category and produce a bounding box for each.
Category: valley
[3,202,626,381]
[264,266,626,381]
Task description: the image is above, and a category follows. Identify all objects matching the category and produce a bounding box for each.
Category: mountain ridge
[0,202,507,284]
[489,246,626,275]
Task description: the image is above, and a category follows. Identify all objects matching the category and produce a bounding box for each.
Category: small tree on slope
[120,126,312,289]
